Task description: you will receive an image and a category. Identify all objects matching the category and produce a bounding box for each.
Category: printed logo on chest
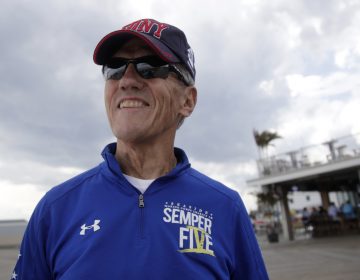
[163,202,215,257]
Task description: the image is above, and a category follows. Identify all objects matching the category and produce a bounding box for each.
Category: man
[342,200,355,220]
[12,18,268,279]
[327,202,338,220]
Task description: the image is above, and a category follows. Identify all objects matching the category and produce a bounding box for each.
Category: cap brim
[93,30,180,65]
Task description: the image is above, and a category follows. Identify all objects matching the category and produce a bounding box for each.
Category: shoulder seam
[187,170,238,203]
[38,166,101,220]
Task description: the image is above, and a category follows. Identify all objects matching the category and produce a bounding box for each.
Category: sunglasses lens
[103,66,125,80]
[103,56,171,81]
[137,62,170,79]
[103,58,128,80]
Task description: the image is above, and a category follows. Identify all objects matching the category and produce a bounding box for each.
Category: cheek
[156,88,183,122]
[167,86,185,112]
[104,82,117,113]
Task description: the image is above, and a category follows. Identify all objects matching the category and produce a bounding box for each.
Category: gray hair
[173,64,195,86]
[173,64,196,129]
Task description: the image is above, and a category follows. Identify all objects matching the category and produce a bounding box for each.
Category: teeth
[120,100,147,109]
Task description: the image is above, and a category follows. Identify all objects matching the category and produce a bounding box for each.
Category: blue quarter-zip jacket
[12,143,269,279]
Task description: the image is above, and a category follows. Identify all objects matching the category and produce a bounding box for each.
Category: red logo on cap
[122,19,169,39]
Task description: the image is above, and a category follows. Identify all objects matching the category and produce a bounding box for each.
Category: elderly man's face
[104,38,196,144]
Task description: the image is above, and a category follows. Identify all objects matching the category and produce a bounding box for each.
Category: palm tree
[253,129,282,159]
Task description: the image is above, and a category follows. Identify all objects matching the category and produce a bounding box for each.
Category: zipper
[138,194,145,208]
[138,194,145,238]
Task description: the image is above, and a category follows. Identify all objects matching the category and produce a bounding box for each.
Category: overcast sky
[1,0,360,220]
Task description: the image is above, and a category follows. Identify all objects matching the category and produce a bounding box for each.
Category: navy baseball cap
[93,18,196,81]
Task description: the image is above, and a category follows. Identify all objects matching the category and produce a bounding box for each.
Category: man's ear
[180,86,197,117]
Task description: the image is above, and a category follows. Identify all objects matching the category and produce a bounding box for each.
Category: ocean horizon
[0,220,27,247]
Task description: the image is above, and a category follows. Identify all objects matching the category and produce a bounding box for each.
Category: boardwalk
[260,234,360,280]
[1,234,360,280]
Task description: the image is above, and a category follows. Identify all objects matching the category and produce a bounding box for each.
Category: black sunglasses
[102,56,190,86]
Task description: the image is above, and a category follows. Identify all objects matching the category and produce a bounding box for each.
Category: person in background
[327,202,338,220]
[342,200,355,220]
[308,207,319,224]
[301,207,311,228]
[11,18,269,279]
[318,206,328,217]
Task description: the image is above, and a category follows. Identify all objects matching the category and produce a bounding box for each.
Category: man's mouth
[118,99,149,109]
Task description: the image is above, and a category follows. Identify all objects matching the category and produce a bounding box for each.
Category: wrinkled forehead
[113,37,156,58]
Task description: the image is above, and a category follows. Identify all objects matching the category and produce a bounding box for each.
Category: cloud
[286,72,360,98]
[273,70,360,152]
[190,158,259,211]
[0,180,45,221]
[0,158,85,189]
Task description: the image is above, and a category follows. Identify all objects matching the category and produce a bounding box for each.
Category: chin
[112,126,147,143]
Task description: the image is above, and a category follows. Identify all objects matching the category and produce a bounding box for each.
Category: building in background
[247,133,360,240]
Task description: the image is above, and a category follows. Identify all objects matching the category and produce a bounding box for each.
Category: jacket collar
[100,143,191,191]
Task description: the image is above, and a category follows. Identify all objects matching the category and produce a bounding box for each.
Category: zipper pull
[138,194,145,208]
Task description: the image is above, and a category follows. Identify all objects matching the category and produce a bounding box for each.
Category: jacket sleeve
[231,194,269,280]
[11,196,52,280]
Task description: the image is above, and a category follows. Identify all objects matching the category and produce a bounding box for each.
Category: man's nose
[118,63,144,90]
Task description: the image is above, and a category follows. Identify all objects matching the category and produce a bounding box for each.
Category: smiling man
[11,19,269,279]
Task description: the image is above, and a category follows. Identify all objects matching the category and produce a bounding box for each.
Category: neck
[115,138,177,179]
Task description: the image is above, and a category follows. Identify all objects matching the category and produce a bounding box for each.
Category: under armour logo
[80,219,101,235]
